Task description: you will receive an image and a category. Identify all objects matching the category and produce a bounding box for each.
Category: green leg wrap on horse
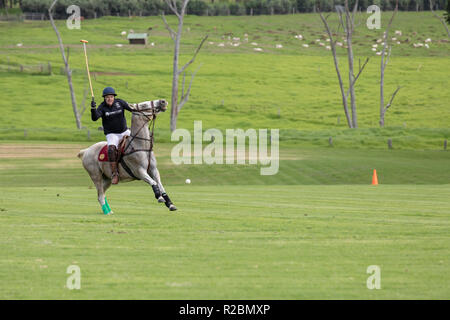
[105,198,111,212]
[101,202,111,215]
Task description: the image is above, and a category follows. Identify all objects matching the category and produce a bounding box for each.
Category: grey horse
[77,99,177,215]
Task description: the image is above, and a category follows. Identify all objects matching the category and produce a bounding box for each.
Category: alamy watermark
[66,5,81,30]
[367,5,381,30]
[66,265,81,290]
[366,265,381,289]
[171,121,279,176]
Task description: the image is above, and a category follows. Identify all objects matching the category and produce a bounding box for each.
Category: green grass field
[0,11,449,300]
[0,142,449,299]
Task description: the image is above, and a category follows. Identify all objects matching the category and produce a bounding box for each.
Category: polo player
[91,87,133,184]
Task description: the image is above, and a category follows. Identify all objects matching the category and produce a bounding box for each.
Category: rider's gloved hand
[91,100,96,109]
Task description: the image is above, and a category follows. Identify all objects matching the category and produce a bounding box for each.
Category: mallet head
[80,40,88,43]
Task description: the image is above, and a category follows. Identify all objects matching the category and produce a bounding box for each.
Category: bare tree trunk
[162,0,208,132]
[429,0,450,38]
[345,0,359,128]
[380,1,401,127]
[319,0,367,129]
[319,12,352,128]
[49,0,82,129]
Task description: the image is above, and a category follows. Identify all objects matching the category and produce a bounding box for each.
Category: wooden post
[24,129,27,138]
[387,138,393,149]
[20,64,23,72]
[444,139,447,150]
[48,61,52,74]
[329,137,333,147]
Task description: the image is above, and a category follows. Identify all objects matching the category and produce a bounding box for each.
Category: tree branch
[384,86,402,112]
[178,63,203,111]
[161,12,176,40]
[346,57,369,99]
[165,0,181,19]
[178,34,208,76]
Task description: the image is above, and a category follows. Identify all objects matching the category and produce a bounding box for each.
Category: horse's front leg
[149,152,177,211]
[135,167,174,210]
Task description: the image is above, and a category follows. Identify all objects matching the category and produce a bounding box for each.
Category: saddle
[98,136,130,162]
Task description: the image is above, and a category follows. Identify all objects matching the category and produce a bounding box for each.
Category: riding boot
[108,145,119,184]
[110,161,119,184]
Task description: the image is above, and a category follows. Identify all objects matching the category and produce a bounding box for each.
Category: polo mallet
[80,40,94,102]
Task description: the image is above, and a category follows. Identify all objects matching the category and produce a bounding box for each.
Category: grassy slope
[0,13,449,148]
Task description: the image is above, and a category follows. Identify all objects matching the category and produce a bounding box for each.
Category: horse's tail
[77,148,87,159]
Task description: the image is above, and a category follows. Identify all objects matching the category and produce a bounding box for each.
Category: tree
[318,0,369,128]
[379,0,401,127]
[162,0,208,132]
[49,0,82,129]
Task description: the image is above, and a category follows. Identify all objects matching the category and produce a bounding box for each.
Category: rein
[121,103,159,172]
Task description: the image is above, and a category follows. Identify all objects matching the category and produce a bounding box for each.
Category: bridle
[121,101,162,171]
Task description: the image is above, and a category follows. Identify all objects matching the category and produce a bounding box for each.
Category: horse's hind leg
[91,173,113,215]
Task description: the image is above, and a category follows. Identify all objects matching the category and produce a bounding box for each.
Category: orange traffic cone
[372,169,379,185]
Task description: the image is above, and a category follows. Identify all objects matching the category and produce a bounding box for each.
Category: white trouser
[106,129,131,147]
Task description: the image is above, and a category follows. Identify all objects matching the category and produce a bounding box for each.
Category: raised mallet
[80,39,94,102]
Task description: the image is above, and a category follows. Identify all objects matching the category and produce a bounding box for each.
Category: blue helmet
[102,87,117,97]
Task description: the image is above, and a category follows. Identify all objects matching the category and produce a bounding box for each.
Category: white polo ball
[185,179,191,184]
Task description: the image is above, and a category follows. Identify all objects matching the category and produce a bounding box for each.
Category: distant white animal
[302,44,309,48]
[254,48,263,52]
[121,31,126,36]
[275,44,283,49]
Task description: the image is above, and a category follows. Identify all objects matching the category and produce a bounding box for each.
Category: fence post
[444,139,447,150]
[48,61,52,74]
[329,137,333,147]
[20,64,23,72]
[387,138,393,149]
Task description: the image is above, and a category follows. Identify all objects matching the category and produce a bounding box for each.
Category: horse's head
[130,99,168,122]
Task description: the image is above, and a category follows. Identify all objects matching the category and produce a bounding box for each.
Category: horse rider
[91,87,133,184]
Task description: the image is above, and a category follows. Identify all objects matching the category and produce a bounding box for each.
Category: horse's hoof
[158,196,165,203]
[169,205,177,211]
[105,211,114,216]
